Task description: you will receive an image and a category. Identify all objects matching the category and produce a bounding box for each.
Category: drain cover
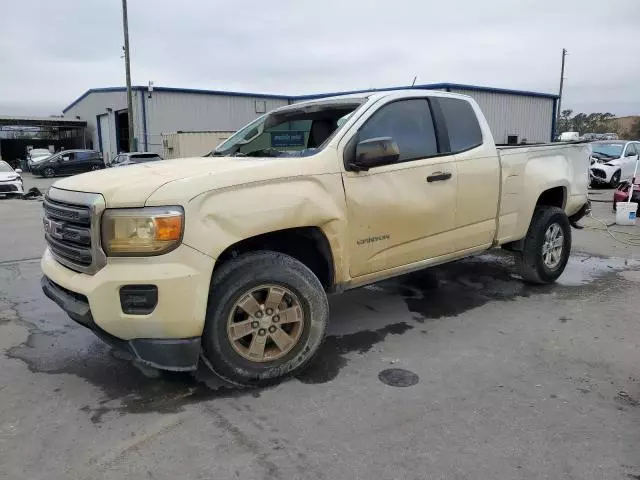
[378,368,419,387]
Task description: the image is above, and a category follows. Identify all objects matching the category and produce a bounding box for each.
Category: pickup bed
[41,90,590,386]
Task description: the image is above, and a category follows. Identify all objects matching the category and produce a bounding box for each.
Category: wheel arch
[212,226,336,291]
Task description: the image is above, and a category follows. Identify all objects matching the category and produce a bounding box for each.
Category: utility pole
[555,48,567,139]
[121,0,135,152]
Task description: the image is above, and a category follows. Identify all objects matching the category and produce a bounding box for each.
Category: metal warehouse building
[62,83,558,161]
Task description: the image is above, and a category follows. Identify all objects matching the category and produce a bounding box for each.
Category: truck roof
[278,89,471,112]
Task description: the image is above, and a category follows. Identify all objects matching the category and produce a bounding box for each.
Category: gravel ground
[0,189,639,480]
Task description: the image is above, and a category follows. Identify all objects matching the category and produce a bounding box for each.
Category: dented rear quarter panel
[495,143,590,243]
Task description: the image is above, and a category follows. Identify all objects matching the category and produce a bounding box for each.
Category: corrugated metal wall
[64,90,141,162]
[162,131,235,159]
[64,87,554,158]
[143,92,288,154]
[449,89,554,144]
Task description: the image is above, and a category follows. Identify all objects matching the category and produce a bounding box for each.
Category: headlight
[101,206,184,256]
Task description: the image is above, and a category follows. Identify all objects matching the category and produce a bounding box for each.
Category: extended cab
[41,90,590,386]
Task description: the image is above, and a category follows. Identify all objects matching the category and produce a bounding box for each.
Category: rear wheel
[609,170,621,188]
[515,206,571,284]
[90,164,101,171]
[202,251,329,387]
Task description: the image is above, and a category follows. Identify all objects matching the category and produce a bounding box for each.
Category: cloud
[1,0,638,116]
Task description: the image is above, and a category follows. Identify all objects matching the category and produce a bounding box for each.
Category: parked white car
[0,161,24,197]
[590,140,640,187]
[559,131,580,141]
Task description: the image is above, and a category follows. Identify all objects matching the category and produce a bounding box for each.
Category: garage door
[98,114,113,163]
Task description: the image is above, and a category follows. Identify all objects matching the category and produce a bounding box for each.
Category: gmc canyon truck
[41,90,590,386]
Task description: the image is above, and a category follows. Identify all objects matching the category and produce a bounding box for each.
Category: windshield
[32,154,52,163]
[0,161,13,173]
[592,143,623,158]
[208,100,364,158]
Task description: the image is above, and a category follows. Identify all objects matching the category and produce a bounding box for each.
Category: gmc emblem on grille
[43,218,65,240]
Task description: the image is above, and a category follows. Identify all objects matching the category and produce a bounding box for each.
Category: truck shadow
[7,251,629,423]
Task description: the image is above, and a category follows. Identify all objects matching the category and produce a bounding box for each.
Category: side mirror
[348,137,400,172]
[15,168,22,174]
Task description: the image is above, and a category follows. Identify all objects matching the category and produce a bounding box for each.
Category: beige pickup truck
[41,90,590,386]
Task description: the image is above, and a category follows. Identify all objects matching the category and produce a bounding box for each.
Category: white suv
[590,140,640,187]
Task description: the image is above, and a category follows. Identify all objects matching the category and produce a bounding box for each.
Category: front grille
[0,184,18,193]
[591,168,606,179]
[43,189,106,274]
[44,198,92,269]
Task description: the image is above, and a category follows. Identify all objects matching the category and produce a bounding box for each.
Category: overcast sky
[1,0,639,117]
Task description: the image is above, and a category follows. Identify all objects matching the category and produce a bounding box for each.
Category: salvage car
[590,140,640,187]
[107,152,163,167]
[27,148,52,171]
[0,161,24,197]
[31,149,104,177]
[40,90,590,386]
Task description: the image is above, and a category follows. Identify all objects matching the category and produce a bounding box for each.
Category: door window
[61,152,74,162]
[435,97,483,153]
[358,99,438,163]
[625,143,638,156]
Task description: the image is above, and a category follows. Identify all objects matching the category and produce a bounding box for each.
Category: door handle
[426,172,452,182]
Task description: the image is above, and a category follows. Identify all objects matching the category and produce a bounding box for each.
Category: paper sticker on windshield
[271,132,306,147]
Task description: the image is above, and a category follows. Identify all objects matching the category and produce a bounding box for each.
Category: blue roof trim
[63,87,133,113]
[63,82,558,113]
[428,83,559,100]
[293,83,559,101]
[63,86,289,113]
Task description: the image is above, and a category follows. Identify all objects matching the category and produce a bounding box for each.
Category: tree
[557,111,621,136]
[557,109,573,133]
[629,117,640,140]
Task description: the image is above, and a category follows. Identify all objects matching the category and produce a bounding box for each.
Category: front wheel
[202,251,329,387]
[42,167,55,178]
[515,206,571,284]
[609,170,621,188]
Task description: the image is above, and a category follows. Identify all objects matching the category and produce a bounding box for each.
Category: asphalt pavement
[1,182,639,480]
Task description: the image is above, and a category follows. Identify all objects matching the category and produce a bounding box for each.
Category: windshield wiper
[243,149,281,157]
[592,152,616,158]
[206,150,227,157]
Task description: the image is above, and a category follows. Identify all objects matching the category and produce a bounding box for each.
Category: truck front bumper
[40,245,215,371]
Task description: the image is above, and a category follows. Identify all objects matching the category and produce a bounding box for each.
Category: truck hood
[52,157,259,207]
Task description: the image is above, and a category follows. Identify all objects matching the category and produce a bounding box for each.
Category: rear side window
[75,152,91,161]
[358,99,438,162]
[436,97,483,153]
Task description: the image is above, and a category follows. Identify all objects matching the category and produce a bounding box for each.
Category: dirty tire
[202,251,329,387]
[609,170,621,188]
[42,167,55,178]
[515,206,571,284]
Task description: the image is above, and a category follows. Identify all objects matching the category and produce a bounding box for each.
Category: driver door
[58,152,76,174]
[342,98,458,278]
[623,143,638,180]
